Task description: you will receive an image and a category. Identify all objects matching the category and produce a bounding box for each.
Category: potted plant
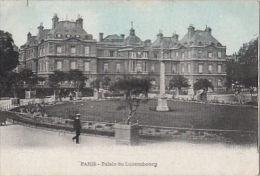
[109,77,151,145]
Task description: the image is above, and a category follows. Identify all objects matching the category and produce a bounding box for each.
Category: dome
[124,27,142,46]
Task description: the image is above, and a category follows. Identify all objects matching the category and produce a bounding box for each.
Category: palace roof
[48,21,88,39]
[180,28,222,47]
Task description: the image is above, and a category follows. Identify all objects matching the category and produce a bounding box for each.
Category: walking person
[72,114,82,144]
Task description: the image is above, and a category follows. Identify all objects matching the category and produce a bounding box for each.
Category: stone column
[156,49,169,111]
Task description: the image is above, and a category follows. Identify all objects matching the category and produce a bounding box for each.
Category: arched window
[56,34,62,38]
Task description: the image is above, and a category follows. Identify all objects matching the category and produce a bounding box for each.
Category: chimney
[188,25,195,38]
[99,33,104,42]
[27,32,32,41]
[52,13,59,29]
[121,34,125,39]
[172,32,179,41]
[205,26,212,35]
[157,32,163,43]
[38,23,44,36]
[76,15,83,28]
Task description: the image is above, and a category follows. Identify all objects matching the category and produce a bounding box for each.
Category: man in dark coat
[72,114,82,144]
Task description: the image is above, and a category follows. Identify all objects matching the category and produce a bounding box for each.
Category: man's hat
[76,114,81,117]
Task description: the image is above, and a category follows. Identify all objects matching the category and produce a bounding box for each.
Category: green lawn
[45,99,258,131]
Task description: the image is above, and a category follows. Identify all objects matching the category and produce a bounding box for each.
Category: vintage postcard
[0,0,259,175]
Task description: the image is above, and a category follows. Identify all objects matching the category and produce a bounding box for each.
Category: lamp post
[156,49,169,111]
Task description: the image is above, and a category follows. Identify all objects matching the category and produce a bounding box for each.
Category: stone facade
[19,14,226,89]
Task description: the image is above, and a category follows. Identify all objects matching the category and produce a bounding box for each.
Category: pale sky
[0,0,258,55]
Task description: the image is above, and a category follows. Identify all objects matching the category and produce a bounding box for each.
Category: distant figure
[72,114,82,144]
[249,86,254,96]
[69,92,73,101]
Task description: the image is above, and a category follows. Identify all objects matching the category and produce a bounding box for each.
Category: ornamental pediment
[204,43,216,48]
[64,37,82,42]
[177,45,187,49]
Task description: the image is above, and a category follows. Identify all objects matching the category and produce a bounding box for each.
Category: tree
[0,30,19,97]
[227,38,258,88]
[102,75,111,89]
[109,77,152,124]
[49,70,67,101]
[0,71,21,97]
[66,69,88,92]
[0,30,19,77]
[169,74,189,95]
[193,79,214,91]
[7,72,22,98]
[66,69,88,100]
[91,79,101,91]
[19,69,44,91]
[90,78,102,99]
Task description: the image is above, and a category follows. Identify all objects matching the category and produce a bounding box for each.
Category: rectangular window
[84,62,90,71]
[132,61,136,72]
[154,53,157,58]
[104,63,108,72]
[218,51,221,58]
[198,64,203,73]
[56,45,61,54]
[143,62,147,72]
[136,63,142,72]
[218,65,222,73]
[176,52,178,57]
[208,65,212,73]
[104,50,109,57]
[110,51,114,57]
[39,62,41,71]
[42,47,44,55]
[130,52,136,58]
[57,61,62,70]
[45,61,49,72]
[143,52,148,58]
[116,63,121,72]
[187,63,191,73]
[163,53,168,59]
[198,50,202,58]
[188,51,191,58]
[85,46,90,55]
[137,52,141,58]
[151,64,155,72]
[181,65,185,73]
[70,61,76,70]
[208,52,212,58]
[217,79,222,87]
[42,62,44,71]
[42,62,46,71]
[71,46,76,54]
[172,64,176,73]
[40,62,43,72]
[45,45,47,55]
[171,51,175,58]
[182,52,185,59]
